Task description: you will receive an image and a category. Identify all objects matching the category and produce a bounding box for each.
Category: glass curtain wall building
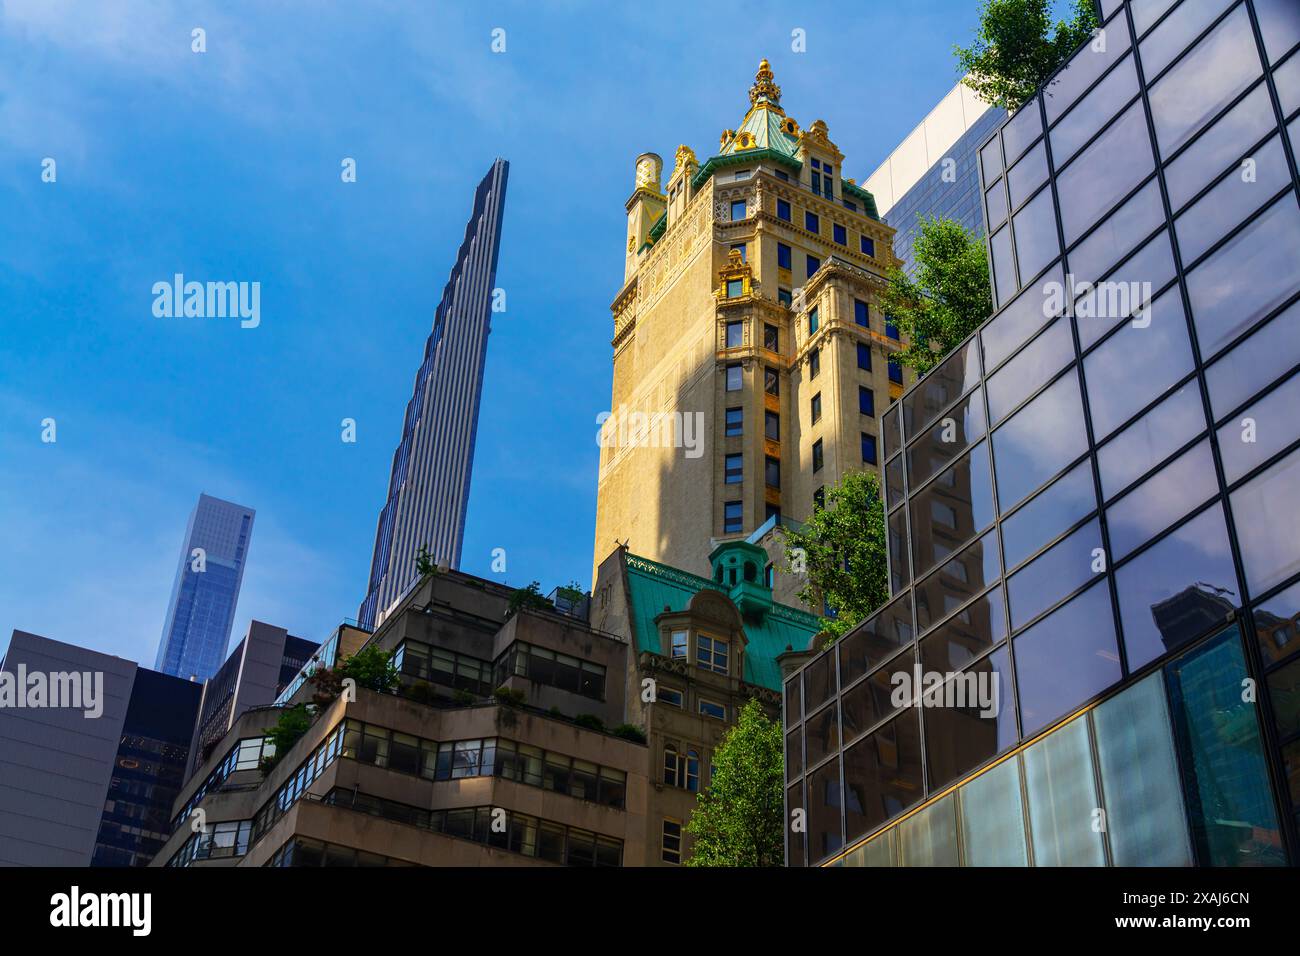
[784,0,1300,867]
[359,158,509,631]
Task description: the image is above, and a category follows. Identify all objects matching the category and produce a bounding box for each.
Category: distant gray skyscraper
[154,493,255,681]
[359,158,509,630]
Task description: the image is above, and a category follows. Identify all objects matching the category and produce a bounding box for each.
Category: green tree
[781,470,888,639]
[880,215,991,375]
[955,0,1099,109]
[261,703,313,775]
[506,581,554,618]
[414,544,438,578]
[685,699,784,866]
[308,645,398,707]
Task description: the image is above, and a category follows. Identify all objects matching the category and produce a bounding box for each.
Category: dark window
[861,433,877,465]
[842,711,923,849]
[765,410,780,441]
[806,254,821,279]
[833,223,847,245]
[859,386,874,417]
[730,243,747,262]
[810,348,820,379]
[730,199,747,221]
[725,363,742,391]
[763,323,779,351]
[725,320,743,348]
[812,439,824,472]
[778,287,793,308]
[764,366,779,395]
[814,486,825,510]
[765,456,781,488]
[811,393,822,424]
[724,453,743,484]
[724,501,743,533]
[860,235,875,257]
[885,316,900,340]
[857,342,871,370]
[777,199,791,222]
[854,299,869,327]
[725,406,743,437]
[777,242,792,270]
[808,306,819,335]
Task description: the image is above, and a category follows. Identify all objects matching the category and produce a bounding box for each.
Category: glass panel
[986,317,1074,425]
[958,754,1029,866]
[1084,286,1193,439]
[899,794,959,866]
[905,387,987,489]
[992,372,1088,511]
[808,756,843,862]
[923,647,1017,790]
[1149,5,1263,157]
[1130,0,1179,37]
[786,781,806,866]
[786,727,803,783]
[1099,382,1207,498]
[991,225,1017,306]
[1175,134,1291,266]
[1044,9,1133,124]
[981,136,1004,183]
[915,531,1000,634]
[842,711,924,845]
[1117,502,1238,670]
[981,261,1065,369]
[1266,658,1300,738]
[882,403,902,458]
[861,827,897,866]
[1014,581,1122,734]
[1057,100,1155,246]
[1012,185,1060,284]
[1187,192,1300,358]
[1092,672,1193,865]
[1231,446,1300,595]
[841,649,913,744]
[1139,0,1234,79]
[919,585,1006,674]
[909,442,996,578]
[1001,461,1097,571]
[1164,82,1275,213]
[1217,372,1300,483]
[1205,301,1300,421]
[1255,0,1300,64]
[1023,714,1107,865]
[986,178,1008,231]
[901,337,982,438]
[1166,625,1286,865]
[1050,53,1139,166]
[1002,98,1043,162]
[1107,439,1218,559]
[885,454,905,508]
[1254,579,1300,667]
[1008,518,1104,630]
[889,506,910,593]
[1067,179,1164,289]
[1007,142,1048,208]
[840,592,913,684]
[802,650,836,714]
[1075,230,1177,351]
[784,675,802,723]
[806,701,840,768]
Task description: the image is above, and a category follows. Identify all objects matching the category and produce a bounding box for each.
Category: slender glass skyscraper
[359,159,509,630]
[154,493,255,682]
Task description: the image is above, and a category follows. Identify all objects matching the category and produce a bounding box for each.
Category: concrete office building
[784,0,1300,867]
[155,493,256,682]
[0,631,201,867]
[359,159,510,631]
[864,81,1005,273]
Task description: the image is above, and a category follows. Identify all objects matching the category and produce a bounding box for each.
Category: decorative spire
[749,58,781,107]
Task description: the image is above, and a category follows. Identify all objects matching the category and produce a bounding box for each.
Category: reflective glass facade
[785,0,1300,866]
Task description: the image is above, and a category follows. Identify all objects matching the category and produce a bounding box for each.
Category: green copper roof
[623,551,824,691]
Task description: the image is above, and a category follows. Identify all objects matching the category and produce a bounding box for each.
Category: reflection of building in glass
[783,0,1300,867]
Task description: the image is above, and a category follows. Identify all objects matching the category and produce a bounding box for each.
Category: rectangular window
[860,235,875,257]
[726,279,743,299]
[699,699,727,720]
[857,342,871,370]
[854,299,869,327]
[810,348,820,379]
[725,320,743,347]
[885,316,899,340]
[658,687,683,708]
[811,392,822,424]
[765,455,781,488]
[730,199,747,221]
[725,406,742,436]
[730,243,747,262]
[777,242,792,270]
[808,306,819,335]
[670,630,688,659]
[778,288,792,308]
[777,199,791,222]
[724,453,743,483]
[888,360,903,385]
[862,433,877,465]
[859,386,874,416]
[775,169,789,182]
[843,199,857,212]
[806,254,820,279]
[763,323,778,351]
[765,503,781,522]
[697,636,729,674]
[813,486,825,510]
[805,211,819,233]
[726,363,742,391]
[662,819,682,864]
[813,439,824,472]
[765,410,780,441]
[764,366,779,395]
[833,223,847,245]
[724,501,743,533]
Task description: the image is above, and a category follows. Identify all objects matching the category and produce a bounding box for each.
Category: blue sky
[0,0,1000,668]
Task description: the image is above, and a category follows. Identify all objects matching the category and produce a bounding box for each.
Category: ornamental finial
[750,58,781,107]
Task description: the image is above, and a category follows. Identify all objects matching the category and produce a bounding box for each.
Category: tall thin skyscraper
[154,493,255,681]
[359,158,509,630]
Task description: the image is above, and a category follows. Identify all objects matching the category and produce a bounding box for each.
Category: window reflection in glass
[1050,52,1139,166]
[1217,372,1300,483]
[1164,81,1274,213]
[909,441,996,578]
[1012,185,1060,284]
[923,647,1017,790]
[1205,300,1300,421]
[1107,439,1218,559]
[839,592,914,685]
[906,387,987,488]
[1008,518,1104,630]
[1252,579,1300,667]
[919,585,1006,674]
[842,710,924,846]
[808,756,844,861]
[1098,383,1206,498]
[841,648,913,745]
[1057,100,1154,246]
[1176,134,1291,266]
[981,261,1065,369]
[1001,460,1097,571]
[986,317,1073,425]
[1230,446,1300,596]
[1075,229,1176,351]
[1067,178,1164,289]
[992,372,1087,511]
[915,531,1000,634]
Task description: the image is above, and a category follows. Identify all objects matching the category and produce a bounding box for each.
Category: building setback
[359,159,510,631]
[595,60,912,611]
[0,631,201,867]
[783,0,1300,867]
[155,493,255,682]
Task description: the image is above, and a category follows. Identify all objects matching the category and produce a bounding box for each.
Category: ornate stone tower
[594,60,907,609]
